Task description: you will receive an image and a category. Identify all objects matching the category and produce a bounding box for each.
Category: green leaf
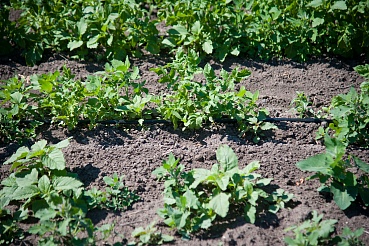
[34,208,57,221]
[312,17,324,27]
[307,0,323,7]
[209,193,230,218]
[38,175,51,194]
[244,203,256,223]
[242,161,260,174]
[58,218,71,236]
[16,169,38,187]
[41,149,66,170]
[202,40,213,54]
[169,25,188,36]
[331,1,347,10]
[10,92,23,104]
[330,182,357,210]
[4,146,29,165]
[52,177,83,191]
[296,153,332,175]
[216,145,238,171]
[353,156,369,173]
[53,138,70,149]
[13,185,39,200]
[215,175,230,191]
[77,18,87,35]
[67,40,83,51]
[31,140,47,152]
[183,189,198,209]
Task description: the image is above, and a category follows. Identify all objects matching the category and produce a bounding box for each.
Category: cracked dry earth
[1,54,369,245]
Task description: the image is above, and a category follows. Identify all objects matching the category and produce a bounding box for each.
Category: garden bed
[1,54,369,245]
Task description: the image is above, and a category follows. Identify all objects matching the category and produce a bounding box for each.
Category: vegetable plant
[296,135,369,210]
[153,144,293,238]
[4,0,160,65]
[284,210,364,246]
[0,58,152,143]
[152,48,276,142]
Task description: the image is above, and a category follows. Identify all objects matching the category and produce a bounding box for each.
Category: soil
[1,53,369,246]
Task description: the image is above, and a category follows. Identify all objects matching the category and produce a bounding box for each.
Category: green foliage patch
[296,135,369,210]
[284,210,365,246]
[0,138,139,244]
[152,48,276,142]
[153,144,293,238]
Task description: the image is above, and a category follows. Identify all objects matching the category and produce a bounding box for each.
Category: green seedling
[153,144,293,238]
[296,135,369,210]
[129,221,174,245]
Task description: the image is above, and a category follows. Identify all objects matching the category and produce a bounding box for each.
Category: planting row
[1,138,367,245]
[0,0,368,65]
[1,52,369,146]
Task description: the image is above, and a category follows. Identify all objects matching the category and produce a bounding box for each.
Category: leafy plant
[284,210,364,246]
[129,221,174,245]
[3,0,159,65]
[318,64,369,147]
[290,91,316,118]
[0,138,138,244]
[85,172,140,211]
[0,58,152,143]
[153,144,293,238]
[152,48,276,142]
[296,135,369,210]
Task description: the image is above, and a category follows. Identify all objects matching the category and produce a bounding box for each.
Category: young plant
[153,144,293,238]
[0,138,94,244]
[129,221,174,245]
[296,135,369,210]
[318,64,369,147]
[0,138,134,244]
[85,173,140,211]
[284,211,364,246]
[152,48,276,142]
[290,91,316,118]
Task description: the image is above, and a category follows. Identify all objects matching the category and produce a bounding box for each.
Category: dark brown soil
[1,54,369,245]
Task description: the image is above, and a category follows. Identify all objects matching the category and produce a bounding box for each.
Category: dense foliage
[1,0,368,65]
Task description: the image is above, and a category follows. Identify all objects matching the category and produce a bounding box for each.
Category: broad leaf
[53,138,70,149]
[67,40,83,51]
[41,149,66,170]
[209,193,230,218]
[244,203,256,223]
[331,1,347,10]
[13,185,39,200]
[53,176,83,191]
[306,0,323,7]
[34,208,57,221]
[330,182,357,210]
[216,145,238,171]
[16,169,38,187]
[38,175,51,194]
[31,140,47,152]
[4,146,29,165]
[242,161,260,174]
[353,156,369,173]
[296,153,332,175]
[312,17,324,27]
[202,40,213,54]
